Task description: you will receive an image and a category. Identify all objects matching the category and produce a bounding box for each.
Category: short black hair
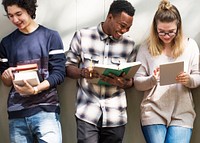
[108,0,135,17]
[2,0,38,19]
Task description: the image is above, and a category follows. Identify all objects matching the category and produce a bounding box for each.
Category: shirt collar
[97,23,122,42]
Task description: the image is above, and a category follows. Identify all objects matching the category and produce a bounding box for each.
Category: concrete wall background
[0,0,200,142]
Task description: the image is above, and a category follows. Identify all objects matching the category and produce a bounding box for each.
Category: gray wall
[0,0,200,142]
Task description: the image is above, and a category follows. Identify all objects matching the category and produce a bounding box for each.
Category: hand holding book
[80,67,99,79]
[12,63,41,86]
[100,71,133,88]
[86,61,141,86]
[81,66,132,87]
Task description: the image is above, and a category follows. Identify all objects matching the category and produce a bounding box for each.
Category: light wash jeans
[141,124,192,143]
[9,111,62,143]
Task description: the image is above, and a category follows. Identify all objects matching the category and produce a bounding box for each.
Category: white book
[160,61,184,86]
[13,70,40,86]
[13,64,40,86]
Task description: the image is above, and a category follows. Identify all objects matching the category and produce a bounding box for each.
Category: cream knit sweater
[134,38,200,128]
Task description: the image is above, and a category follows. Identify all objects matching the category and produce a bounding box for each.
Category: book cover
[15,63,38,71]
[160,61,184,86]
[87,61,141,86]
[13,63,41,86]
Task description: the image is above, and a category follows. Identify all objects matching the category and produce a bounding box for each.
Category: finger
[121,72,126,77]
[116,77,124,85]
[108,73,118,78]
[8,70,14,79]
[178,72,186,77]
[2,73,8,79]
[81,68,90,78]
[13,83,20,91]
[23,80,32,87]
[116,77,121,82]
[91,70,99,78]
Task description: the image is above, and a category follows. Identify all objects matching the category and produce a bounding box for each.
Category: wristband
[33,86,39,95]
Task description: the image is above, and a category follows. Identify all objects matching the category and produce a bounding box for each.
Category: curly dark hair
[108,0,135,17]
[2,0,38,19]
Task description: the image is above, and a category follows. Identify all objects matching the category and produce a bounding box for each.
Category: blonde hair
[147,0,184,58]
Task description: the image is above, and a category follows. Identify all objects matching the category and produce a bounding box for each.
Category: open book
[13,63,41,86]
[87,61,141,86]
[160,61,184,86]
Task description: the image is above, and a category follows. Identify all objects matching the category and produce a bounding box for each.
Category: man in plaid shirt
[65,1,136,142]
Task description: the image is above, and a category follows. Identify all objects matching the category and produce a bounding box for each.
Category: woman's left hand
[176,72,190,85]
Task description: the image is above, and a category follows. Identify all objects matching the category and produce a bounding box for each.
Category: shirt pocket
[111,57,126,65]
[83,53,99,68]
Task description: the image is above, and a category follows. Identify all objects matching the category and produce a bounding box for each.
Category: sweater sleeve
[46,31,66,88]
[184,38,200,88]
[0,40,8,74]
[134,44,158,91]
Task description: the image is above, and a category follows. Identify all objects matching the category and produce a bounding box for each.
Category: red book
[15,63,38,71]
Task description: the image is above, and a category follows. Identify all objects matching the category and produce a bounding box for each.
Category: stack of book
[13,63,41,86]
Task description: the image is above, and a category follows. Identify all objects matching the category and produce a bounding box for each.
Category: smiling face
[7,5,33,33]
[104,12,133,40]
[157,20,177,45]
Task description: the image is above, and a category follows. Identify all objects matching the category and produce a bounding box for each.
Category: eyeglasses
[158,31,177,37]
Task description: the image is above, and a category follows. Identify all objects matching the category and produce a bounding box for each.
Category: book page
[93,64,119,70]
[87,61,141,86]
[118,61,141,70]
[121,61,141,79]
[160,61,184,86]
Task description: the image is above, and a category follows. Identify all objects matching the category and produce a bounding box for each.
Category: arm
[13,79,50,95]
[0,41,13,86]
[66,65,82,79]
[176,39,200,88]
[1,67,15,87]
[66,63,134,88]
[134,44,158,91]
[1,66,51,95]
[46,31,66,88]
[134,74,157,91]
[186,39,200,88]
[14,31,66,96]
[66,64,99,80]
[65,31,93,79]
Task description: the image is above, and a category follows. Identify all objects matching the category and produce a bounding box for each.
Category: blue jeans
[9,111,62,143]
[141,124,192,143]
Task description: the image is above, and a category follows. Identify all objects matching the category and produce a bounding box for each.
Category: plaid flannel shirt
[65,23,137,127]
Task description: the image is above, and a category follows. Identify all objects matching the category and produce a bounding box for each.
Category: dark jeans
[76,116,125,143]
